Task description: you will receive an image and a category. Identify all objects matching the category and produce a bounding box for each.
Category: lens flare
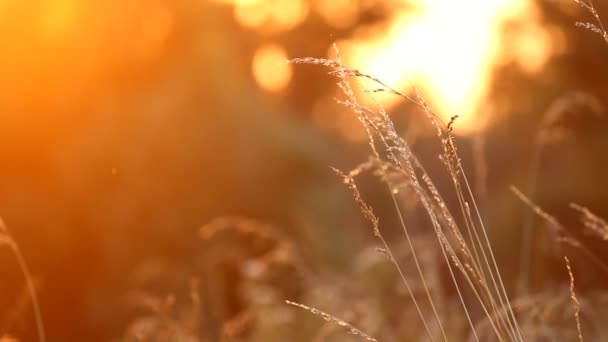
[216,0,558,135]
[252,44,292,92]
[338,0,554,134]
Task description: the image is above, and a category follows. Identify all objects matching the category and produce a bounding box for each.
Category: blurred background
[1,0,608,340]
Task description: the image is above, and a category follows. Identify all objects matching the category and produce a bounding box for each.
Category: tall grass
[0,218,45,342]
[574,0,608,43]
[564,256,583,342]
[284,2,608,340]
[4,1,608,341]
[287,47,523,340]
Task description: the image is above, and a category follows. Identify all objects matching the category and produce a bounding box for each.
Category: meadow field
[1,0,608,341]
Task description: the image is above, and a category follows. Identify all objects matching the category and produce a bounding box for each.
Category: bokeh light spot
[269,0,309,31]
[252,44,292,92]
[315,0,360,29]
[234,1,272,28]
[512,24,552,73]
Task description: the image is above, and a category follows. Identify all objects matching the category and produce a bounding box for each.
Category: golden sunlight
[216,0,560,135]
[252,44,292,92]
[315,0,360,29]
[137,5,174,58]
[139,5,174,44]
[269,0,309,31]
[233,1,272,28]
[40,0,80,40]
[217,0,309,31]
[339,0,554,134]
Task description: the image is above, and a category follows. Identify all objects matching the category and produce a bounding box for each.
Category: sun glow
[339,0,553,134]
[253,44,292,92]
[216,0,560,135]
[40,0,80,41]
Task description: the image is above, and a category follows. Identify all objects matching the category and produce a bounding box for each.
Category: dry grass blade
[511,186,608,276]
[0,217,46,342]
[317,48,449,340]
[510,187,563,232]
[331,168,437,341]
[285,300,378,342]
[570,203,608,240]
[564,256,583,342]
[573,0,608,44]
[291,49,526,341]
[359,65,510,341]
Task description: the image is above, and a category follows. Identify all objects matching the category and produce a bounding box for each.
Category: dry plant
[285,300,377,342]
[286,1,608,334]
[511,186,608,275]
[123,292,199,342]
[124,217,305,341]
[570,203,608,241]
[518,90,605,297]
[515,0,608,307]
[510,186,608,340]
[0,218,45,342]
[118,1,608,340]
[564,256,583,342]
[309,2,608,339]
[573,0,608,43]
[287,44,524,341]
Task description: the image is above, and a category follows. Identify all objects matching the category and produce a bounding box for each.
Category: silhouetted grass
[0,218,45,342]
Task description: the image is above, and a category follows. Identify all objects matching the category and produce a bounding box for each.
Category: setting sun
[339,0,553,133]
[219,0,558,134]
[2,1,608,341]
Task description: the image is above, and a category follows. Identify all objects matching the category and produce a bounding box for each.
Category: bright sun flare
[339,0,554,134]
[217,0,559,135]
